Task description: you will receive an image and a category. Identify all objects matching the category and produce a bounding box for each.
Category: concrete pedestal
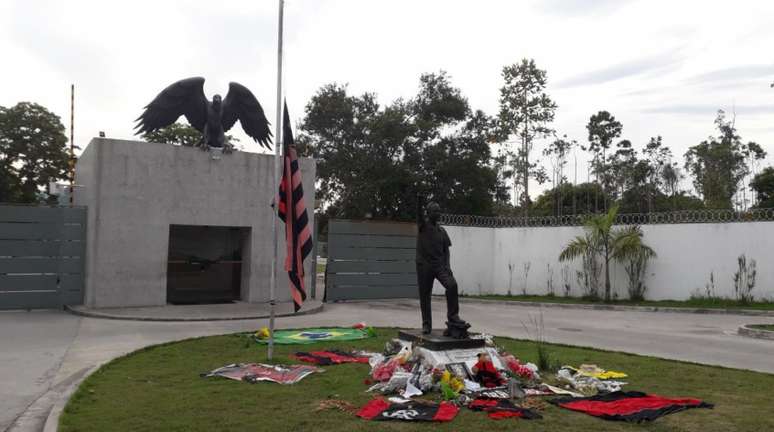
[398,329,485,350]
[74,138,315,308]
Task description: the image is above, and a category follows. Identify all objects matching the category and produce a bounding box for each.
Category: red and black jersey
[356,399,459,422]
[293,350,370,366]
[468,398,542,420]
[549,391,713,423]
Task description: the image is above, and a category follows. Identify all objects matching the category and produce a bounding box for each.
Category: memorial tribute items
[468,398,543,420]
[294,350,372,366]
[549,391,713,422]
[356,398,459,422]
[471,353,507,388]
[201,363,322,385]
[255,326,375,345]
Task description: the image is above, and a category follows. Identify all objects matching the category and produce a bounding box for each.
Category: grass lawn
[467,294,774,311]
[749,324,774,331]
[60,328,774,432]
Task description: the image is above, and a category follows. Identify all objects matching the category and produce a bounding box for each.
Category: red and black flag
[548,391,713,423]
[468,399,543,420]
[293,350,371,366]
[277,102,313,312]
[356,399,459,422]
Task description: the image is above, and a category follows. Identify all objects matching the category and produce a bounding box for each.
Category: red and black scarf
[469,398,542,420]
[356,399,459,422]
[293,350,370,366]
[549,391,713,422]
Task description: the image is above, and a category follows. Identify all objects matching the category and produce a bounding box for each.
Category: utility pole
[69,84,75,206]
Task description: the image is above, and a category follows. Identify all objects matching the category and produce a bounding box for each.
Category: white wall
[436,222,774,301]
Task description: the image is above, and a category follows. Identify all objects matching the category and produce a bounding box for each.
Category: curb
[64,303,325,322]
[42,366,100,432]
[738,324,774,340]
[6,365,95,432]
[458,297,774,317]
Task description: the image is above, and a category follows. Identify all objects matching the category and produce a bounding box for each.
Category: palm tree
[559,205,655,302]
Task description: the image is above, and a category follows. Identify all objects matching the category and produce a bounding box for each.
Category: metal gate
[326,219,417,301]
[0,205,86,309]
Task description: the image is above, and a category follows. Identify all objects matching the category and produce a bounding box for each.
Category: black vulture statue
[135,77,272,152]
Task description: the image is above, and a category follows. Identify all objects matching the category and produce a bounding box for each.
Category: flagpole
[268,0,285,361]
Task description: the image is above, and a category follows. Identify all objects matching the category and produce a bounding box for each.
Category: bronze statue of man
[416,197,470,337]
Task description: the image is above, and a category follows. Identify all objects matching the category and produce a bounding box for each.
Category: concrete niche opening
[166,225,250,304]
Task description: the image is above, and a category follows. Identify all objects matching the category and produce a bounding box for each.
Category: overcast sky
[2,0,773,196]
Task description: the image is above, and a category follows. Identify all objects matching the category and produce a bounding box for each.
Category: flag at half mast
[277,102,313,311]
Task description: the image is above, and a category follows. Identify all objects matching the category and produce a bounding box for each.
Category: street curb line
[64,303,324,322]
[42,366,100,432]
[738,324,774,340]
[458,297,774,317]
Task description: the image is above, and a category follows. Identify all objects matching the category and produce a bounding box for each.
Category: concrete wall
[436,222,774,301]
[75,138,315,308]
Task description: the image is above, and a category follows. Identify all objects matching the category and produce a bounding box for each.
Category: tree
[641,136,673,212]
[531,182,611,217]
[141,122,240,149]
[585,111,623,211]
[142,122,202,147]
[559,205,655,302]
[661,163,681,197]
[300,73,506,221]
[684,110,765,209]
[741,141,766,208]
[0,102,70,203]
[751,166,774,208]
[607,139,638,202]
[498,59,557,215]
[542,135,576,216]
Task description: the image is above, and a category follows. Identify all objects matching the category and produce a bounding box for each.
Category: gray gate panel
[0,222,84,240]
[0,274,58,291]
[0,258,82,273]
[329,247,416,261]
[330,285,417,300]
[0,205,86,309]
[0,241,83,258]
[329,220,417,236]
[61,241,86,257]
[0,291,61,309]
[329,273,417,287]
[60,274,84,291]
[0,206,64,223]
[62,207,87,223]
[327,260,416,274]
[327,219,418,301]
[2,240,64,257]
[328,233,416,249]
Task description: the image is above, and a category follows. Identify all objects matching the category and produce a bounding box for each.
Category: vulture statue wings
[135,77,272,151]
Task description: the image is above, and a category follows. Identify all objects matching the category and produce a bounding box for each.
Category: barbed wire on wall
[441,207,774,228]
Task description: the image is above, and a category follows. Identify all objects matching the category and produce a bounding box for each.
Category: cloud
[641,104,774,116]
[557,50,684,88]
[686,64,774,86]
[535,0,632,17]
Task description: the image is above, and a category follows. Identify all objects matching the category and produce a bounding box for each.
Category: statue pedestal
[398,329,485,351]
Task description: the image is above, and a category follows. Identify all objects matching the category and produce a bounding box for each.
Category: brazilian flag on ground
[255,327,376,345]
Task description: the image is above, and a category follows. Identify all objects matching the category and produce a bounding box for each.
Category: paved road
[2,299,773,431]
